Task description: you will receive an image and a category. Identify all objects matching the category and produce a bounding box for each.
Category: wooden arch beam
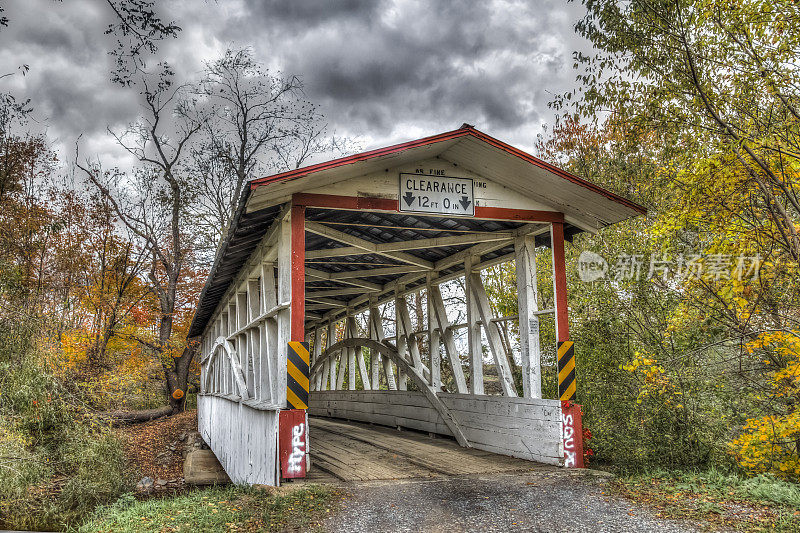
[201,336,250,400]
[310,338,471,448]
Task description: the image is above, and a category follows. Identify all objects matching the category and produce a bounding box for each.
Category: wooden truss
[200,194,571,416]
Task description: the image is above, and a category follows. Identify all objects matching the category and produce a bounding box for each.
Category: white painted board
[399,172,475,216]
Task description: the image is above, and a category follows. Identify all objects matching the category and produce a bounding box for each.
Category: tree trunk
[95,405,173,426]
[164,344,196,414]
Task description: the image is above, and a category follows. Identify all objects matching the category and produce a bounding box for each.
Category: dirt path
[322,470,706,533]
[306,418,705,532]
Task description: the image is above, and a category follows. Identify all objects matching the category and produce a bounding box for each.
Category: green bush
[0,341,131,530]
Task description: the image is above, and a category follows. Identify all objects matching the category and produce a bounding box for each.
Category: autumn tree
[78,69,204,414]
[78,196,150,367]
[189,47,354,258]
[544,0,800,476]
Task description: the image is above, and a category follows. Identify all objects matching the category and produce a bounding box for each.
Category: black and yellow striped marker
[557,340,576,401]
[287,341,310,409]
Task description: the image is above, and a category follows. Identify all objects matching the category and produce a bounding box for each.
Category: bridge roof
[188,124,644,338]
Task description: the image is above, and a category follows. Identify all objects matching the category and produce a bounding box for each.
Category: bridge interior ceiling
[302,207,566,316]
[190,201,580,337]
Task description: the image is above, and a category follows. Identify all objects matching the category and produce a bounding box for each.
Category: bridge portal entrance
[189,124,644,485]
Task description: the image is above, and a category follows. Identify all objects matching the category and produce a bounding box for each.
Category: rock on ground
[183,449,231,486]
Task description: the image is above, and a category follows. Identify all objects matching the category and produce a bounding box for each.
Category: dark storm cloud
[240,0,380,27]
[224,0,589,147]
[0,0,590,166]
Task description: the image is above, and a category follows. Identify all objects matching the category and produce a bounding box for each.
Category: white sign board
[399,173,475,216]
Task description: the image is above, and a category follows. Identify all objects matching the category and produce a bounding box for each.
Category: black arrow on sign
[460,196,472,210]
[403,191,415,207]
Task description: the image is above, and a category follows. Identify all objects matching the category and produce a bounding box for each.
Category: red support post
[551,221,583,467]
[551,221,570,342]
[290,203,306,343]
[560,401,585,468]
[279,409,308,478]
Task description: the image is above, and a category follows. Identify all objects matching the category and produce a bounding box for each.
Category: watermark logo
[578,252,763,282]
[578,251,609,282]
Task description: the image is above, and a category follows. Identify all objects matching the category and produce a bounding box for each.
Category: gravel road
[322,470,705,533]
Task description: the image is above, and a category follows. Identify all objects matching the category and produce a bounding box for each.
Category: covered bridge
[188,124,644,485]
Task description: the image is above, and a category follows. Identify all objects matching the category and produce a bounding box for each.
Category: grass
[79,484,339,532]
[613,468,800,531]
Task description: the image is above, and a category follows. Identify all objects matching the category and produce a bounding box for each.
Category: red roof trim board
[250,125,647,215]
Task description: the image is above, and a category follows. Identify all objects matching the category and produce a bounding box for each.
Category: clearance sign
[399,172,475,216]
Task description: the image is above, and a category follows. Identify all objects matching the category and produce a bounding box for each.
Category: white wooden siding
[309,390,563,466]
[198,395,279,485]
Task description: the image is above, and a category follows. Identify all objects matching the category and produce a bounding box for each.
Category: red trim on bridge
[290,204,306,342]
[551,221,570,342]
[292,193,565,223]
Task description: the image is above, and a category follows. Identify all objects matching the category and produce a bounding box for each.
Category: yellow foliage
[620,352,675,404]
[732,330,800,480]
[730,412,800,480]
[58,328,93,370]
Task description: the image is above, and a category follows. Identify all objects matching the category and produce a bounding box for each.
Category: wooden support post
[394,289,408,391]
[515,234,542,399]
[426,275,441,391]
[469,272,518,397]
[395,291,431,381]
[261,262,278,404]
[220,316,226,395]
[312,327,322,391]
[236,292,249,396]
[346,311,356,390]
[354,316,372,391]
[335,320,347,390]
[327,321,337,390]
[290,204,306,343]
[247,279,260,398]
[277,215,292,405]
[369,300,396,390]
[551,222,570,343]
[227,306,236,394]
[368,301,381,388]
[428,283,468,393]
[464,256,484,395]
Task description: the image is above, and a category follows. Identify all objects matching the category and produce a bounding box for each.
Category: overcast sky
[0,0,590,172]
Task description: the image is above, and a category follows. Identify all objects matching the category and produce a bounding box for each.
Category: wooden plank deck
[309,416,556,482]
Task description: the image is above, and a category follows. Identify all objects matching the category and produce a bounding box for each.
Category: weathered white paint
[311,338,470,447]
[464,255,483,395]
[428,282,468,393]
[426,275,441,391]
[196,142,589,484]
[198,394,279,485]
[198,207,295,486]
[515,234,542,398]
[310,390,563,465]
[305,221,432,268]
[469,271,517,397]
[298,157,560,214]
